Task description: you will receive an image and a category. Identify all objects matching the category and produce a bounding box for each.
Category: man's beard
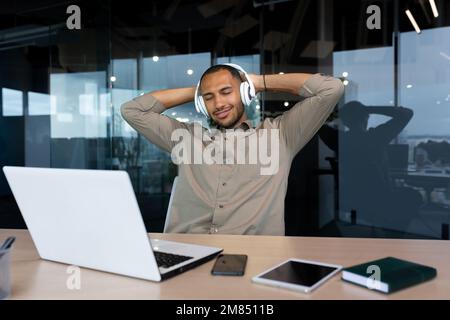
[212,104,244,129]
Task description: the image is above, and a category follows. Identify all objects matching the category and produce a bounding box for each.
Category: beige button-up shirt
[121,73,344,235]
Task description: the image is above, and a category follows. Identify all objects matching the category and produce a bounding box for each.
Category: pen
[0,236,16,251]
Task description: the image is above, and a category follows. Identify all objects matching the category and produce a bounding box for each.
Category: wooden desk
[1,229,449,300]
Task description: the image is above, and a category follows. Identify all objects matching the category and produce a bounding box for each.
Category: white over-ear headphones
[194,63,256,118]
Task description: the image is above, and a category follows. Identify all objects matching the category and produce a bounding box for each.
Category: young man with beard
[121,64,344,235]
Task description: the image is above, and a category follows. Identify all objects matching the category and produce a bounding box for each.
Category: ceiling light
[405,10,421,34]
[429,0,439,18]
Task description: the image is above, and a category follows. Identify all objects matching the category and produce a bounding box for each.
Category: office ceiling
[0,0,448,67]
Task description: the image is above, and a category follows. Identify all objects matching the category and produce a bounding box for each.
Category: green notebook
[341,257,437,294]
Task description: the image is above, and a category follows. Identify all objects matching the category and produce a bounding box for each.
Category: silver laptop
[2,166,222,281]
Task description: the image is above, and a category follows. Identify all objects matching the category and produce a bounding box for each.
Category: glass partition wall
[1,0,449,238]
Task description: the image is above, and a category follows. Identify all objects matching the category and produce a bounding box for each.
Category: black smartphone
[211,254,248,276]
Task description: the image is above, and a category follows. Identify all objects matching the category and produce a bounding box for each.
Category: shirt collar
[217,119,253,131]
[237,120,253,130]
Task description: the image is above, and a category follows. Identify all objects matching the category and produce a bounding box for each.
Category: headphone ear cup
[199,96,209,118]
[194,82,210,118]
[240,82,251,107]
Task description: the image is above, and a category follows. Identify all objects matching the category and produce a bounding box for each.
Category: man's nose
[213,95,227,110]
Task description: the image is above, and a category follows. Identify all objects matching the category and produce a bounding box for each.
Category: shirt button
[222,182,226,186]
[211,136,215,140]
[219,205,224,208]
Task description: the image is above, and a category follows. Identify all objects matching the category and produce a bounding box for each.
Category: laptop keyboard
[154,251,193,268]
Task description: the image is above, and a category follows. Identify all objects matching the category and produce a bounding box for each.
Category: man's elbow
[322,78,344,111]
[332,78,345,98]
[120,101,135,122]
[320,77,344,103]
[401,107,414,120]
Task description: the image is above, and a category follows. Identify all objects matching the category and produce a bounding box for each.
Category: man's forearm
[138,72,314,109]
[146,73,312,108]
[367,106,413,118]
[252,73,313,95]
[139,86,196,110]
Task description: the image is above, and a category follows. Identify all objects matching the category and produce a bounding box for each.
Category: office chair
[163,176,179,233]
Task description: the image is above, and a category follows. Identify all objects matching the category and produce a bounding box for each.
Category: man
[121,64,344,235]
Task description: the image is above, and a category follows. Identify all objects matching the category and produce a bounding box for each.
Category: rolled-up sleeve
[278,73,344,155]
[121,94,189,153]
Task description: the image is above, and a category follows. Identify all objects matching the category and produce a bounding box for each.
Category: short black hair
[199,64,242,92]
